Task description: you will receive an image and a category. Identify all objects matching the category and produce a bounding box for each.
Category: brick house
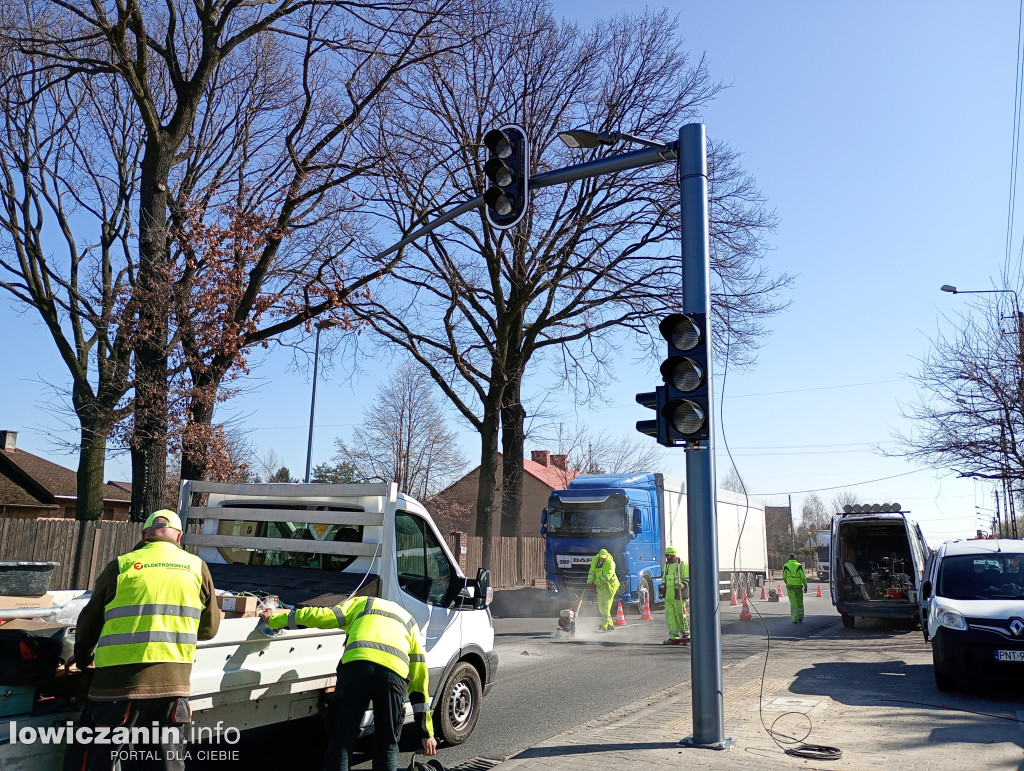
[0,430,131,520]
[429,450,581,538]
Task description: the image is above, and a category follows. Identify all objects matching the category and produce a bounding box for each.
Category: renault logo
[1010,618,1024,637]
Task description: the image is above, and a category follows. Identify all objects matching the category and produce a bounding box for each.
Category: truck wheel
[841,613,855,628]
[434,661,482,745]
[932,647,957,692]
[638,577,654,611]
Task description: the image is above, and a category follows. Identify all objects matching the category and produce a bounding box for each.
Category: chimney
[551,454,568,470]
[531,450,550,467]
[0,431,16,452]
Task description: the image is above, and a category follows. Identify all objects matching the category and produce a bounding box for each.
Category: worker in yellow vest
[662,547,690,645]
[261,595,436,771]
[783,553,809,623]
[587,548,620,631]
[64,509,221,771]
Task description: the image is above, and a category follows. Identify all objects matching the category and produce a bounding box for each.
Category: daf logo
[1010,618,1024,637]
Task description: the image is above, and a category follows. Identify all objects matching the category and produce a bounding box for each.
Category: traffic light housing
[659,312,710,443]
[483,124,529,231]
[635,313,711,446]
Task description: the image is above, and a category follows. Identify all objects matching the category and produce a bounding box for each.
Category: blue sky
[1,2,1019,543]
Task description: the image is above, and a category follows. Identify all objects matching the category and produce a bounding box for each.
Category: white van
[920,538,1024,691]
[830,505,930,628]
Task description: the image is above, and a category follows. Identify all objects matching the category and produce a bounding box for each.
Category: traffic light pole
[678,124,730,750]
[367,126,728,748]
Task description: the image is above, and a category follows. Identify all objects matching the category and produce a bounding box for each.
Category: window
[396,511,455,606]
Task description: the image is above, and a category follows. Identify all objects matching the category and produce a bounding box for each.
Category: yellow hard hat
[144,509,183,532]
[665,547,677,556]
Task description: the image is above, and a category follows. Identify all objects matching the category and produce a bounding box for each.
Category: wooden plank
[186,507,383,527]
[181,534,379,556]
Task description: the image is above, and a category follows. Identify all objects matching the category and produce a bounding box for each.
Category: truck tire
[841,612,855,628]
[638,577,654,611]
[932,647,957,692]
[433,661,482,745]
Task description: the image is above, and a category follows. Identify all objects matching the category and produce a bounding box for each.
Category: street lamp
[305,320,341,484]
[557,127,671,151]
[942,283,1024,538]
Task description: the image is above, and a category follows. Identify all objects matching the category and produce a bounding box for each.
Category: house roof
[523,457,580,490]
[0,448,131,504]
[0,473,57,509]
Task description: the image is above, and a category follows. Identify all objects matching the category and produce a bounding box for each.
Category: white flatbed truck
[0,481,497,769]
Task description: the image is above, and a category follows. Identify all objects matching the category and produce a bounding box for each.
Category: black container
[0,561,58,596]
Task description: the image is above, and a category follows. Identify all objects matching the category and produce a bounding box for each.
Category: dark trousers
[324,660,407,771]
[62,696,189,771]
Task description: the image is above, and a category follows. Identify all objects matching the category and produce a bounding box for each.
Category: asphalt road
[219,588,846,770]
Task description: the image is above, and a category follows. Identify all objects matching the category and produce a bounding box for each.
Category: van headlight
[935,606,967,631]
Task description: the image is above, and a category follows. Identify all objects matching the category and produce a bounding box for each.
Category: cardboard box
[0,594,53,611]
[217,594,258,617]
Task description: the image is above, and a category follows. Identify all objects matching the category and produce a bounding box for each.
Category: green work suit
[783,558,808,622]
[664,559,690,639]
[587,549,620,630]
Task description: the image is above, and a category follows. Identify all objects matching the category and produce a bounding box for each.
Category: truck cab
[541,474,662,609]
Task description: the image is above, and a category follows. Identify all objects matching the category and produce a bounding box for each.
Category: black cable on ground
[719,309,842,763]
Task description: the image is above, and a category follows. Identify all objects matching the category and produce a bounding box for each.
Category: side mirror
[540,509,547,536]
[473,568,492,610]
[632,507,642,536]
[921,580,932,601]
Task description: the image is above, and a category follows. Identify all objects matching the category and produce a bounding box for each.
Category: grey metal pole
[304,326,323,484]
[678,123,730,750]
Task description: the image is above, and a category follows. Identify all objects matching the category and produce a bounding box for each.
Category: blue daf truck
[541,472,769,609]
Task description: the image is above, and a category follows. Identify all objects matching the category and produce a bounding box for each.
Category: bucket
[0,562,59,596]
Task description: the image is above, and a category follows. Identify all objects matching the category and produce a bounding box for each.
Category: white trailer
[662,481,770,594]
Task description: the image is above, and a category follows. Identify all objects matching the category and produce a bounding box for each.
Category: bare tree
[896,299,1024,482]
[333,361,468,498]
[545,424,666,477]
[2,0,475,519]
[720,467,747,494]
[798,493,830,535]
[0,37,138,522]
[829,490,860,514]
[354,3,789,568]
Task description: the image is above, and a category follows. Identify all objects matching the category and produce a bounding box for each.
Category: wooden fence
[0,520,548,591]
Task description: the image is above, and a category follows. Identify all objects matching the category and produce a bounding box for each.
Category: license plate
[995,649,1024,662]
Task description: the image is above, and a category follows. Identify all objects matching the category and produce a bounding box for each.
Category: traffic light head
[659,312,710,443]
[483,124,529,230]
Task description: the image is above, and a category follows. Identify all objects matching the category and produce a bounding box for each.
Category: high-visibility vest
[94,540,205,668]
[274,595,434,736]
[783,560,806,587]
[664,560,689,599]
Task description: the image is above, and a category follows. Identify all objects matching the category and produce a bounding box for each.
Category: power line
[1007,0,1024,276]
[752,467,934,497]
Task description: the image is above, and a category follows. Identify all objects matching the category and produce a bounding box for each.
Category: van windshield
[937,554,1024,599]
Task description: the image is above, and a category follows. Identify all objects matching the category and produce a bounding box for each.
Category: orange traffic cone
[759,585,767,600]
[816,584,823,598]
[742,589,749,601]
[777,581,784,596]
[640,595,654,621]
[614,602,627,626]
[729,588,738,606]
[739,597,752,621]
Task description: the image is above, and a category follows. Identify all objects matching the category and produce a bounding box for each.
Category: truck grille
[557,568,592,597]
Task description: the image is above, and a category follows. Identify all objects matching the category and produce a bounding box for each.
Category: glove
[803,586,808,594]
[588,583,596,589]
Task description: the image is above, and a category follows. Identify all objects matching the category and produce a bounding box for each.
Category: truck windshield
[938,554,1024,599]
[546,498,628,537]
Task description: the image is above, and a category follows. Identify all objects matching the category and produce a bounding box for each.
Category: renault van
[921,538,1024,690]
